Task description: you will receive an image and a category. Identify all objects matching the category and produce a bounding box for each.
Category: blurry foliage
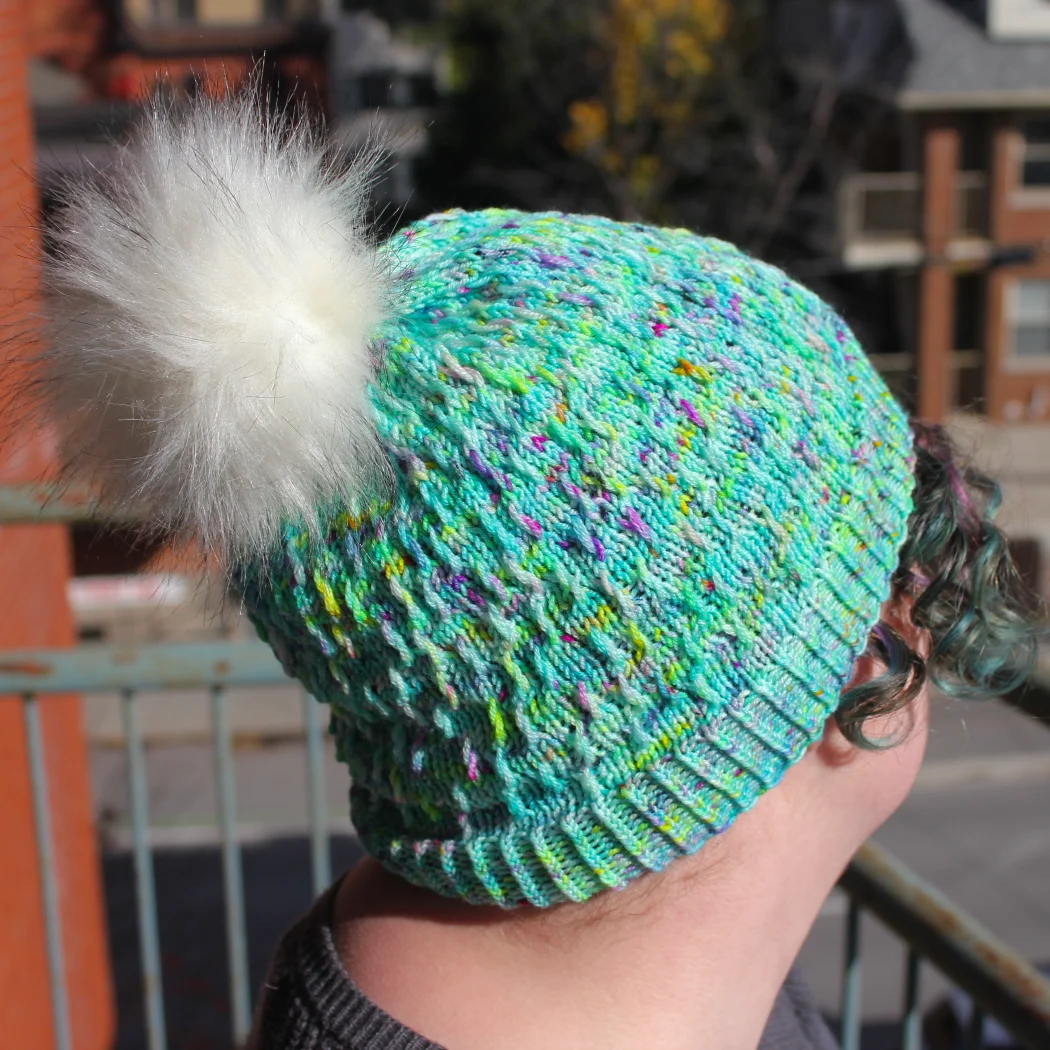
[415,0,909,266]
[562,0,728,218]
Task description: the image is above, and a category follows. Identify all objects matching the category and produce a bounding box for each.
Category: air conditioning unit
[986,0,1050,40]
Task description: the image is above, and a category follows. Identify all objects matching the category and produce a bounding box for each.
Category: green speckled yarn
[238,209,915,908]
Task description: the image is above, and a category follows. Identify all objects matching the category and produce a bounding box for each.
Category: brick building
[29,0,328,101]
[28,0,331,195]
[840,0,1050,424]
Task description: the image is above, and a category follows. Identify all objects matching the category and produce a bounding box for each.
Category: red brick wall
[104,50,328,112]
[26,0,105,74]
[0,1,115,1047]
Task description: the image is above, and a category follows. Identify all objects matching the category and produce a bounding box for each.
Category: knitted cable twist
[238,208,915,907]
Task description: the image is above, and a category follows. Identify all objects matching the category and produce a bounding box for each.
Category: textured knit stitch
[238,209,916,908]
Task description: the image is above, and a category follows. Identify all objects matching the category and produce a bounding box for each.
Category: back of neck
[333,770,851,1050]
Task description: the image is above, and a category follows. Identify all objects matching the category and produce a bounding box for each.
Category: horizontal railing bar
[0,642,287,693]
[840,841,1050,1050]
[4,642,1043,713]
[0,483,138,525]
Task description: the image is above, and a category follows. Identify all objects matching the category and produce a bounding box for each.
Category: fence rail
[3,642,1050,1049]
[0,482,136,525]
[842,842,1050,1050]
[4,642,327,1050]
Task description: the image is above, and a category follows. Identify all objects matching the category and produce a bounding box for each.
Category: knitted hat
[40,97,915,908]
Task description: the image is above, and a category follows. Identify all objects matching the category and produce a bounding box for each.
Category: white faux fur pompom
[42,83,390,560]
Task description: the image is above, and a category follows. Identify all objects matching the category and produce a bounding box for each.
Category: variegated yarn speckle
[238,209,915,908]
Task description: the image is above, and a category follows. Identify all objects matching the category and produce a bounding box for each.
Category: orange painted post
[0,1,116,1047]
[917,120,961,423]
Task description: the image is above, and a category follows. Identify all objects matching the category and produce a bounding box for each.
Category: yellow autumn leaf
[564,99,609,155]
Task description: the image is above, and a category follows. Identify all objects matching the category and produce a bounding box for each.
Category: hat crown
[240,208,914,907]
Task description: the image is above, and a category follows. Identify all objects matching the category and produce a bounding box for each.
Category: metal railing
[841,842,1050,1050]
[1,485,1049,1049]
[1,643,330,1050]
[3,642,1050,1050]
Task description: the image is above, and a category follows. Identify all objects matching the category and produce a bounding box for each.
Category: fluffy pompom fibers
[39,84,390,561]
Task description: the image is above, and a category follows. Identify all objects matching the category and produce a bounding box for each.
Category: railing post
[841,899,863,1050]
[841,840,1050,1047]
[23,693,73,1050]
[901,949,922,1050]
[211,685,252,1045]
[963,1006,986,1050]
[302,692,332,898]
[122,689,168,1050]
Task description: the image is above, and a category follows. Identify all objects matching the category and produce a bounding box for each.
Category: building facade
[840,0,1050,424]
[28,0,331,195]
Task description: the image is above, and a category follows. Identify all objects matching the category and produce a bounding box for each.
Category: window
[1011,279,1050,356]
[361,73,393,108]
[959,113,989,172]
[408,74,437,107]
[954,272,985,351]
[1021,117,1050,186]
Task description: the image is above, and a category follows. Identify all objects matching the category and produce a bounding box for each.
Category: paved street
[89,687,1050,1049]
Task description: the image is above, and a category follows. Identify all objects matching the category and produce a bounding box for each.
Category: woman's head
[31,92,1043,912]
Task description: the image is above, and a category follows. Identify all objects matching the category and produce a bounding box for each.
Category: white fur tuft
[42,84,390,559]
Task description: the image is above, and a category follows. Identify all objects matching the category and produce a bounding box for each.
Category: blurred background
[2,1,1050,1048]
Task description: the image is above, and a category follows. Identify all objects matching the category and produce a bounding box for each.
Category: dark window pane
[959,114,988,171]
[953,364,984,412]
[861,187,920,235]
[336,76,361,112]
[953,272,984,350]
[409,74,437,107]
[1023,159,1050,186]
[1024,117,1050,145]
[361,74,391,108]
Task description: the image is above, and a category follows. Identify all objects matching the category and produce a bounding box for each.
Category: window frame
[1006,277,1050,372]
[1020,116,1050,189]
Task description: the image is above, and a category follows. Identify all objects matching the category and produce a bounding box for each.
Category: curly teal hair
[837,421,1046,746]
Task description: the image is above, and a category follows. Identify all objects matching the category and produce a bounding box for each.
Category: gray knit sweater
[250,885,840,1050]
